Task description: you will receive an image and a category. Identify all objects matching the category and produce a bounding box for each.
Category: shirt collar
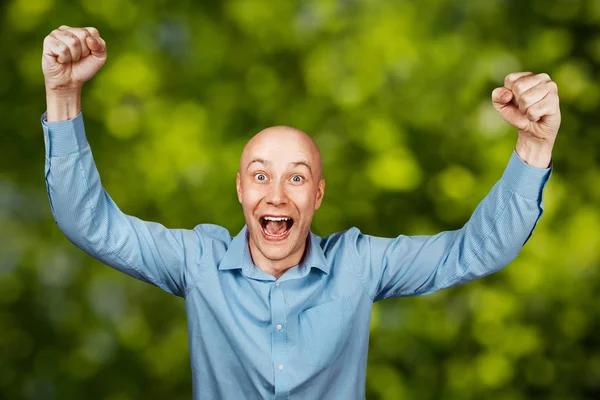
[218,226,330,275]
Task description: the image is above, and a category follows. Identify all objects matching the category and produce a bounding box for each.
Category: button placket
[270,280,288,397]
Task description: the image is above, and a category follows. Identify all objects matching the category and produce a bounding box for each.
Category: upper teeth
[264,217,290,221]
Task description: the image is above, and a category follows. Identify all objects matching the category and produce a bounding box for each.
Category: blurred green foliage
[1,0,599,399]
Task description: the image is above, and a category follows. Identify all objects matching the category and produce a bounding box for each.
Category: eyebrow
[291,161,312,173]
[246,158,312,173]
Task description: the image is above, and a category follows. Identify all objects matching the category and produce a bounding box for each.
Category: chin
[258,230,297,254]
[261,247,294,262]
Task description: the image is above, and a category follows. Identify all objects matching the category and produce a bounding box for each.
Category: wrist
[45,89,82,122]
[515,135,554,168]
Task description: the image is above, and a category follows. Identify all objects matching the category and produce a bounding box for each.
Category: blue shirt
[42,112,551,399]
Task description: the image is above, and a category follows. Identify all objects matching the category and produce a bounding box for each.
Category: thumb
[492,87,513,106]
[491,87,528,130]
[85,36,107,61]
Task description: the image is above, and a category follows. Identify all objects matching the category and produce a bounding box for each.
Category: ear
[314,178,325,210]
[236,172,243,204]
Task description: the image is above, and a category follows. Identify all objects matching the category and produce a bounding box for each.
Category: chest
[186,268,360,371]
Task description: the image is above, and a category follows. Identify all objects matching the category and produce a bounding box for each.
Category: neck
[248,237,308,280]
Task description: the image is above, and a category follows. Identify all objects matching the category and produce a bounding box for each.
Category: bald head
[236,125,326,275]
[240,125,323,180]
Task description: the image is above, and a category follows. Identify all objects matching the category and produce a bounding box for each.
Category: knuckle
[505,72,532,86]
[86,27,100,36]
[528,104,543,118]
[57,44,69,56]
[72,27,89,38]
[518,98,529,111]
[66,35,81,48]
[513,81,524,95]
[539,73,551,81]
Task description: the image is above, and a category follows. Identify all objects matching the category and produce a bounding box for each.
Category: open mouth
[260,215,294,240]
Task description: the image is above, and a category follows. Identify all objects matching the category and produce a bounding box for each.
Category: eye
[291,175,304,183]
[254,173,268,182]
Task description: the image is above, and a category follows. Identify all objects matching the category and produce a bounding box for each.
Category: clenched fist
[492,72,560,168]
[42,25,107,93]
[492,72,560,142]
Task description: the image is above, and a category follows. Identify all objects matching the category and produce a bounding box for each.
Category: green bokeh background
[1,0,600,399]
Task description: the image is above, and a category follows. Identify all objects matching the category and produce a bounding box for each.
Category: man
[41,26,558,399]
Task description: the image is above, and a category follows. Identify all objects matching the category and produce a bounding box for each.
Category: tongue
[265,220,287,236]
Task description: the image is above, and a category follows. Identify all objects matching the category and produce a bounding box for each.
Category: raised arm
[42,26,204,297]
[352,72,559,301]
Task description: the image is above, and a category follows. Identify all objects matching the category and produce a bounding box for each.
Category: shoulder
[315,227,375,298]
[314,227,365,258]
[193,223,233,242]
[193,224,233,247]
[184,224,243,269]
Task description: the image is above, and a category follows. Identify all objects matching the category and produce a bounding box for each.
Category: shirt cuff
[41,111,89,157]
[500,149,552,199]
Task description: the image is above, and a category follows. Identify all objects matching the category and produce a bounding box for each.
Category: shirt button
[278,364,284,371]
[275,324,283,331]
[275,282,280,287]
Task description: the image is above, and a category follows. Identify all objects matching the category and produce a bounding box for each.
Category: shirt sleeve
[351,150,552,302]
[42,112,203,298]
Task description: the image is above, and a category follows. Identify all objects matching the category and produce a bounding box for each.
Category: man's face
[236,127,325,269]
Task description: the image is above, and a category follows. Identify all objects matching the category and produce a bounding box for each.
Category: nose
[265,181,288,206]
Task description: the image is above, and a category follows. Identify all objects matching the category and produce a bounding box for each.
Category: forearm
[44,118,124,260]
[439,150,552,286]
[360,150,553,300]
[42,113,193,296]
[414,151,550,295]
[43,112,137,273]
[45,89,82,122]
